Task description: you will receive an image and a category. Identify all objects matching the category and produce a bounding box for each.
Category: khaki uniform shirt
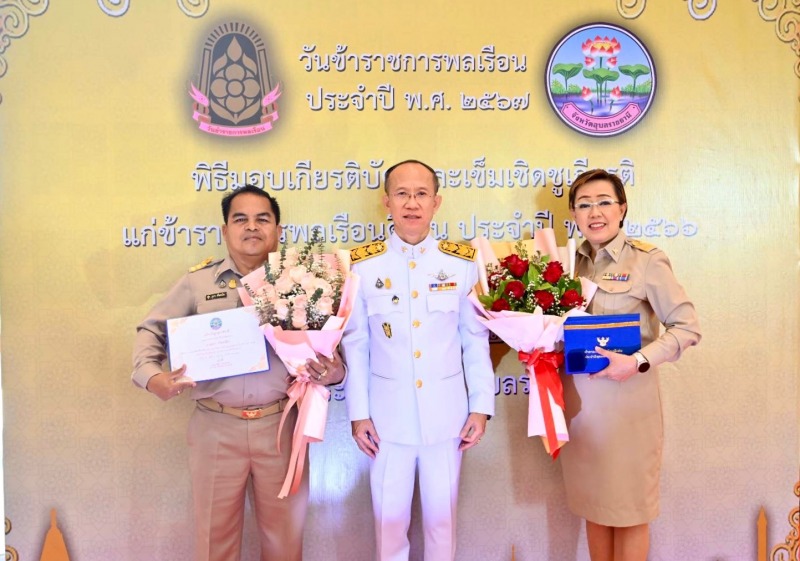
[577,232,701,364]
[132,256,289,407]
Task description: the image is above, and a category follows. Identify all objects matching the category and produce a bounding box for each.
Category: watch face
[635,352,650,372]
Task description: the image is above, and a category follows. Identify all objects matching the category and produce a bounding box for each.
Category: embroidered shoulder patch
[350,241,387,264]
[188,257,217,273]
[626,239,657,253]
[438,240,476,261]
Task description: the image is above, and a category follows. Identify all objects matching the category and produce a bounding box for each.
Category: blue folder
[563,314,642,374]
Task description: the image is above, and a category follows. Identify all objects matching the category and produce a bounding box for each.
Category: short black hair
[384,159,440,193]
[221,185,281,224]
[569,169,627,222]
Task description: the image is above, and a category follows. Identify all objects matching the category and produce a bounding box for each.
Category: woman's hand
[591,347,639,382]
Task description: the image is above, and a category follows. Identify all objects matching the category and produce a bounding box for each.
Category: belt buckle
[240,408,262,420]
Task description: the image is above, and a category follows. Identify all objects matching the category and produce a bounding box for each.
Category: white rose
[299,271,317,293]
[274,299,290,320]
[283,247,300,267]
[316,296,334,316]
[274,272,294,295]
[291,307,307,329]
[292,294,309,312]
[289,265,309,285]
[313,277,333,297]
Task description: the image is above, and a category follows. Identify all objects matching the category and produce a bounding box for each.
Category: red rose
[542,261,564,284]
[504,280,526,300]
[560,289,584,309]
[501,254,529,278]
[491,298,511,312]
[534,289,555,310]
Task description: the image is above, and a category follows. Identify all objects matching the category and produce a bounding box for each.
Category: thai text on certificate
[166,306,269,382]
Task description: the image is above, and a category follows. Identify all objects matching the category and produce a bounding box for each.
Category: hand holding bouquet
[470,229,597,459]
[239,231,359,497]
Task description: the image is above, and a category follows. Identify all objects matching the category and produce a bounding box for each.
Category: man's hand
[305,347,346,386]
[351,418,380,458]
[458,412,488,451]
[591,346,639,382]
[145,365,196,401]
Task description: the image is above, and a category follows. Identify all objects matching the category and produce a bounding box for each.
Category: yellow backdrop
[0,1,797,560]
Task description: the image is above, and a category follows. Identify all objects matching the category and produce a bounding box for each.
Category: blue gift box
[563,314,642,374]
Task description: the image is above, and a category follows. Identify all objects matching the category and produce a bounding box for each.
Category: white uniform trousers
[370,438,463,561]
[188,405,309,561]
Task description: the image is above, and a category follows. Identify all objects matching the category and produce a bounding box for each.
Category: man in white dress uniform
[341,159,495,561]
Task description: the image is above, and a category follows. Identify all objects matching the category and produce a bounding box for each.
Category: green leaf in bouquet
[527,262,538,282]
[309,287,323,305]
[278,243,287,273]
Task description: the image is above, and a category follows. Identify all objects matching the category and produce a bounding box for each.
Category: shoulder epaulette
[438,240,476,261]
[350,241,387,264]
[188,257,218,273]
[626,239,657,253]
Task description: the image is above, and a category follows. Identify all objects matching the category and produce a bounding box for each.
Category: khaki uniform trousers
[188,405,309,561]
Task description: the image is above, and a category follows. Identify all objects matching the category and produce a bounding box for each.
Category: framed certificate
[563,314,642,374]
[166,306,269,382]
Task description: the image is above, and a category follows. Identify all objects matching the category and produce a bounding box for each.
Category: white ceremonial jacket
[342,232,495,446]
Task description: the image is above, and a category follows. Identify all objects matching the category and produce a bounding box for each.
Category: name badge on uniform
[601,272,629,282]
[205,292,227,301]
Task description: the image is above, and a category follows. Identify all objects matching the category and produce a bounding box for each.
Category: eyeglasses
[573,199,621,212]
[389,191,434,203]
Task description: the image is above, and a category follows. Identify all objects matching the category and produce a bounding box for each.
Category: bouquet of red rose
[239,231,359,497]
[470,229,597,459]
[479,250,585,316]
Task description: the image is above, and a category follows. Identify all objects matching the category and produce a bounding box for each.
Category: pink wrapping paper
[470,230,597,458]
[238,254,360,497]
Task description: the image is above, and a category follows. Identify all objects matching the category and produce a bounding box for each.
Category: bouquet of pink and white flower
[247,239,345,332]
[239,230,359,498]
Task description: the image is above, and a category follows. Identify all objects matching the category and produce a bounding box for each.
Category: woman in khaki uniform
[559,169,701,561]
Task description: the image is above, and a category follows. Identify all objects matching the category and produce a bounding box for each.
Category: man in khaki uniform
[132,186,344,561]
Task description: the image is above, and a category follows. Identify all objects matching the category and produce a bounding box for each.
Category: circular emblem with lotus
[546,23,656,137]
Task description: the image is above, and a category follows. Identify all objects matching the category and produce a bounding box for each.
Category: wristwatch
[633,351,650,373]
